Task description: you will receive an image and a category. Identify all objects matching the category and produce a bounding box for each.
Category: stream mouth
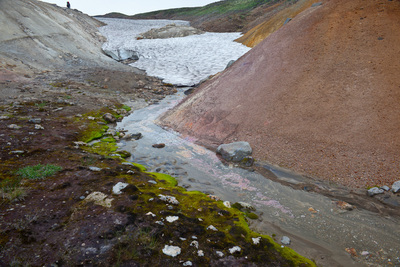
[117,89,400,267]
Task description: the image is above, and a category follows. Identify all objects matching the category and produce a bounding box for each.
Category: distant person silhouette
[67,2,70,9]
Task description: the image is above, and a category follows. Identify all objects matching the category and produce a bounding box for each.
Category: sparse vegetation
[16,164,62,180]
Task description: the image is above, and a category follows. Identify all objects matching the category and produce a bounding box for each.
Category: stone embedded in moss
[116,150,131,158]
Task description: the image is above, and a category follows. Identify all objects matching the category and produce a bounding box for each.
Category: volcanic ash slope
[158,0,400,188]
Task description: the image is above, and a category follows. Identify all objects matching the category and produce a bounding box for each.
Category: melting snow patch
[166,216,179,223]
[112,182,129,194]
[162,245,181,257]
[229,246,241,254]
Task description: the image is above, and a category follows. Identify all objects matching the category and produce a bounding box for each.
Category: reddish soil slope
[159,0,400,188]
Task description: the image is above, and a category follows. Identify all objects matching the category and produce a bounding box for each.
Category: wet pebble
[367,187,384,197]
[152,143,166,148]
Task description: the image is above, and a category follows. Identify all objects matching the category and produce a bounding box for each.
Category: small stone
[152,143,165,148]
[281,236,291,245]
[216,251,224,257]
[88,166,102,172]
[208,195,220,201]
[197,250,204,257]
[207,225,218,231]
[131,133,143,140]
[361,251,370,256]
[190,241,199,249]
[112,182,129,195]
[252,237,261,245]
[10,150,25,154]
[367,187,384,197]
[182,261,192,266]
[223,201,231,208]
[103,113,116,123]
[229,246,241,254]
[162,245,181,257]
[29,118,41,124]
[166,216,179,223]
[380,185,390,191]
[146,212,156,217]
[345,247,358,257]
[392,181,400,193]
[0,115,10,120]
[158,194,179,205]
[335,201,354,211]
[148,180,157,184]
[8,124,21,129]
[34,124,44,130]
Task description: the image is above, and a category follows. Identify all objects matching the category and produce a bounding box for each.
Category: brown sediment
[159,0,400,189]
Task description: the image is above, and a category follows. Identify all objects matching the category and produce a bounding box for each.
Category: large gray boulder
[216,141,252,162]
[102,48,139,62]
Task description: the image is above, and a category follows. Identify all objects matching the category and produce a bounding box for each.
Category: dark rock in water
[184,88,194,95]
[217,141,252,162]
[152,143,165,148]
[103,113,116,123]
[132,132,143,140]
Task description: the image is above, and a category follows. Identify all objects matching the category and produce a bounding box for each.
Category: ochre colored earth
[159,0,400,189]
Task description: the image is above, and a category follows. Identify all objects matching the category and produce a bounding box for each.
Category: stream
[99,18,400,267]
[117,90,400,267]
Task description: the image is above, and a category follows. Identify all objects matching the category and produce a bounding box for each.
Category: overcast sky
[40,0,219,16]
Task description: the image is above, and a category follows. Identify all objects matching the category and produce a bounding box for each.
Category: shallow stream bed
[117,90,400,267]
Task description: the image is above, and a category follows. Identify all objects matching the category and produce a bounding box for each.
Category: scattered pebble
[252,237,261,245]
[166,216,179,223]
[190,241,199,249]
[392,181,400,193]
[207,225,218,231]
[34,124,44,130]
[182,261,192,266]
[367,187,384,197]
[88,166,102,172]
[229,246,241,254]
[197,250,204,257]
[8,124,21,129]
[158,194,179,205]
[381,185,390,191]
[281,236,291,245]
[146,212,156,217]
[112,182,129,195]
[148,180,157,184]
[223,201,231,208]
[216,251,224,257]
[162,245,181,257]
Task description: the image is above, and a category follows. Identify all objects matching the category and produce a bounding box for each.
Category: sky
[40,0,219,16]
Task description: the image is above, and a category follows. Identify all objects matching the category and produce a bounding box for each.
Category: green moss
[147,172,178,187]
[245,212,259,220]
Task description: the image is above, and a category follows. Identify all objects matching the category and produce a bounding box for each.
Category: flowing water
[100,18,400,267]
[117,90,400,267]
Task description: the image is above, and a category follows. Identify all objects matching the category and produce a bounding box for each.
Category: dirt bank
[159,0,400,189]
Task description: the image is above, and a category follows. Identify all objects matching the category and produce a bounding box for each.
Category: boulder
[392,181,400,193]
[216,141,252,162]
[367,187,384,197]
[102,48,139,62]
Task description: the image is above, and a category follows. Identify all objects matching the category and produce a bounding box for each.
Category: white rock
[162,245,181,257]
[367,187,384,197]
[146,212,156,217]
[88,166,102,172]
[392,181,400,193]
[361,251,370,256]
[229,246,241,254]
[207,225,218,231]
[84,192,113,208]
[197,250,204,257]
[182,261,192,266]
[216,251,224,257]
[166,216,179,223]
[34,124,44,130]
[112,182,129,195]
[252,237,261,245]
[159,194,180,205]
[238,202,255,210]
[190,241,199,249]
[223,201,231,208]
[281,236,291,245]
